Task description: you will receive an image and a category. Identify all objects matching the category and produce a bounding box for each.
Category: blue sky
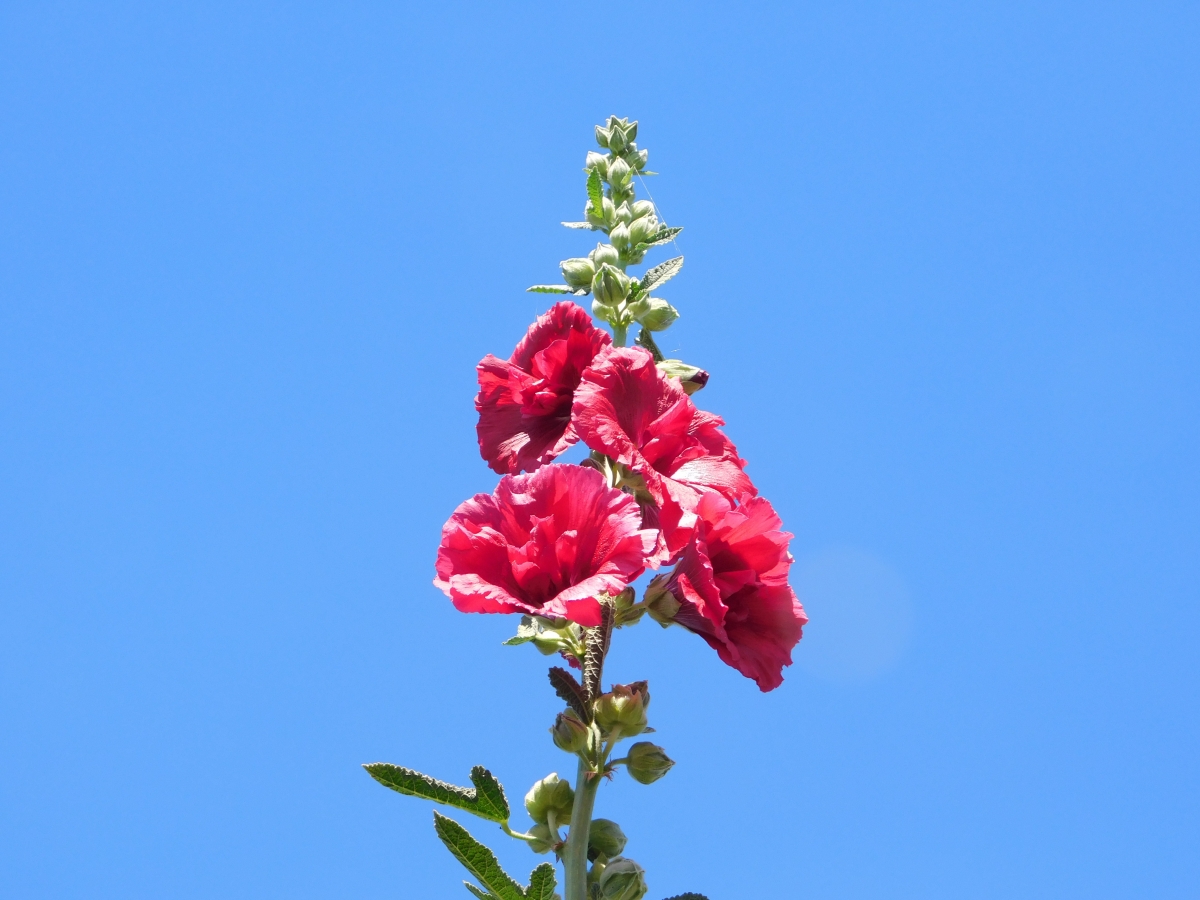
[1,2,1197,898]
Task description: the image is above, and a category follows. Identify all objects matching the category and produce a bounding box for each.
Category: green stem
[563,758,600,900]
[501,822,537,843]
[611,321,628,347]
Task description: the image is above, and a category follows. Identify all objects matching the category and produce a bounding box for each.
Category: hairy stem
[563,757,601,900]
[583,602,614,702]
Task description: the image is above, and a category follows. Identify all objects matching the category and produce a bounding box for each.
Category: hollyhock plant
[476,300,612,474]
[366,117,808,900]
[648,491,808,691]
[573,346,754,559]
[434,463,656,627]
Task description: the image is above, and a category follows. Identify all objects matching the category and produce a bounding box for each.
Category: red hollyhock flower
[572,347,754,559]
[654,492,806,691]
[434,463,657,627]
[476,302,612,474]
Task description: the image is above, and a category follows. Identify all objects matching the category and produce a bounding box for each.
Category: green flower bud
[591,264,630,308]
[607,157,631,189]
[609,222,632,252]
[624,120,638,143]
[643,574,680,626]
[561,257,596,289]
[629,200,655,220]
[524,773,574,826]
[598,857,648,900]
[586,151,609,179]
[588,818,627,861]
[586,197,616,230]
[589,242,620,268]
[635,297,678,332]
[625,742,674,784]
[628,214,659,247]
[593,681,649,737]
[528,822,557,855]
[551,709,590,754]
[614,202,635,225]
[592,298,618,323]
[657,359,709,395]
[607,124,627,154]
[595,124,611,148]
[612,585,643,627]
[629,148,649,171]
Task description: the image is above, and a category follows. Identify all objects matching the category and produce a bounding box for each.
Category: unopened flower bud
[609,222,632,252]
[585,151,609,179]
[607,125,627,154]
[630,148,649,171]
[528,822,557,854]
[593,681,649,736]
[524,773,574,826]
[598,857,648,900]
[635,297,678,332]
[625,742,674,784]
[595,124,611,149]
[607,157,631,188]
[612,585,642,626]
[551,710,590,754]
[629,200,655,220]
[588,818,627,860]
[586,197,615,230]
[589,242,620,268]
[614,202,634,225]
[560,257,595,289]
[624,120,638,143]
[591,264,630,308]
[643,574,680,626]
[628,215,658,247]
[592,298,618,322]
[656,359,709,395]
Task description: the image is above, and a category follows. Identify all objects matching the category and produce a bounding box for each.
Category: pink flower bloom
[572,347,754,558]
[434,464,658,627]
[656,492,806,691]
[476,302,612,474]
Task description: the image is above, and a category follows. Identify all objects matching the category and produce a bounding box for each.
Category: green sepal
[634,226,683,253]
[587,169,604,211]
[504,617,540,646]
[434,812,526,900]
[549,666,591,722]
[364,763,510,823]
[527,285,575,294]
[639,256,683,292]
[526,863,558,900]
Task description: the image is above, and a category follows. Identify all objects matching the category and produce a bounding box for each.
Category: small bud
[593,681,650,737]
[629,200,655,220]
[551,709,590,754]
[625,742,674,784]
[631,148,649,171]
[609,222,632,252]
[612,585,643,627]
[588,818,627,861]
[592,298,618,322]
[528,822,557,855]
[656,359,709,395]
[628,215,658,247]
[598,857,648,900]
[586,197,615,230]
[585,151,609,179]
[560,257,596,289]
[624,120,638,143]
[643,574,680,626]
[635,297,678,332]
[589,242,620,268]
[614,202,634,225]
[591,264,630,308]
[595,125,611,148]
[607,157,631,188]
[607,124,627,154]
[524,773,575,826]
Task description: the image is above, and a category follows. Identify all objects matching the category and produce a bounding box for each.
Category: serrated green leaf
[561,221,596,230]
[364,763,508,823]
[504,617,539,646]
[526,863,557,900]
[527,285,575,294]
[586,169,604,212]
[639,256,683,292]
[464,883,496,900]
[434,813,527,900]
[634,226,683,253]
[469,766,510,822]
[548,666,591,722]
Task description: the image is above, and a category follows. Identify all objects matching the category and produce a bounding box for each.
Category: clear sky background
[2,3,1197,898]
